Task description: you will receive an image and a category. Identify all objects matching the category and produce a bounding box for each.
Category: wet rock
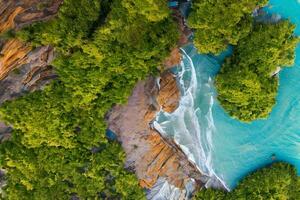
[162,8,193,70]
[107,72,202,192]
[172,9,192,47]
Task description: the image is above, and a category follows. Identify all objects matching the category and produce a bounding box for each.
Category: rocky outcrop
[107,71,202,192]
[0,39,56,141]
[0,39,31,79]
[108,3,200,197]
[0,0,62,105]
[173,9,192,47]
[157,71,180,113]
[0,1,62,141]
[0,39,56,105]
[0,0,63,34]
[163,48,182,69]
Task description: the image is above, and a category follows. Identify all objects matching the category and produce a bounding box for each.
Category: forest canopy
[188,0,269,54]
[1,0,299,199]
[194,162,300,200]
[0,0,179,199]
[215,20,299,122]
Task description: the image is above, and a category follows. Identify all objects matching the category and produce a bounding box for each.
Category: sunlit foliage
[194,162,300,200]
[216,21,299,122]
[188,0,269,54]
[0,0,179,198]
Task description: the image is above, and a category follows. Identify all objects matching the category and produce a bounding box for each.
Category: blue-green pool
[156,0,300,189]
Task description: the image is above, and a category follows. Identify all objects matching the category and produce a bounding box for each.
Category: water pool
[156,0,300,189]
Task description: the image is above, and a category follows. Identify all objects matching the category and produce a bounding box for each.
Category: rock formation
[157,71,181,113]
[107,71,202,193]
[0,1,62,141]
[108,3,201,198]
[0,40,56,104]
[0,0,63,105]
[0,122,11,143]
[0,1,202,199]
[163,9,192,70]
[0,0,63,34]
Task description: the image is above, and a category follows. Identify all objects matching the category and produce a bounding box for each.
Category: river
[155,0,300,190]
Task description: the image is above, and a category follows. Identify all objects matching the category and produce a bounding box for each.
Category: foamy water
[155,0,300,190]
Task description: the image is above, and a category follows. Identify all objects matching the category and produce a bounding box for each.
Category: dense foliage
[194,162,300,199]
[216,21,299,122]
[0,0,179,199]
[188,0,268,54]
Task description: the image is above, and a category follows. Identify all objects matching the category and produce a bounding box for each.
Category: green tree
[216,21,299,122]
[0,0,179,199]
[188,0,269,54]
[194,162,300,200]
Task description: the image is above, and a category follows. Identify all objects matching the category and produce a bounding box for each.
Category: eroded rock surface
[0,0,63,34]
[108,72,202,191]
[0,39,56,141]
[157,71,180,113]
[0,39,56,104]
[0,0,61,141]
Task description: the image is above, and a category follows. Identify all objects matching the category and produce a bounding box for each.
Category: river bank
[156,0,300,190]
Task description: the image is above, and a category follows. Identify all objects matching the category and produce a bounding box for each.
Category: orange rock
[0,41,55,104]
[0,39,31,80]
[157,71,180,113]
[0,0,63,34]
[0,6,24,33]
[163,48,182,69]
[108,74,201,191]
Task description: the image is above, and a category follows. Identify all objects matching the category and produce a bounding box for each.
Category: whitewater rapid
[154,47,229,190]
[154,0,300,194]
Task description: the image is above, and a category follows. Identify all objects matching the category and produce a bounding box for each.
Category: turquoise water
[156,0,300,189]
